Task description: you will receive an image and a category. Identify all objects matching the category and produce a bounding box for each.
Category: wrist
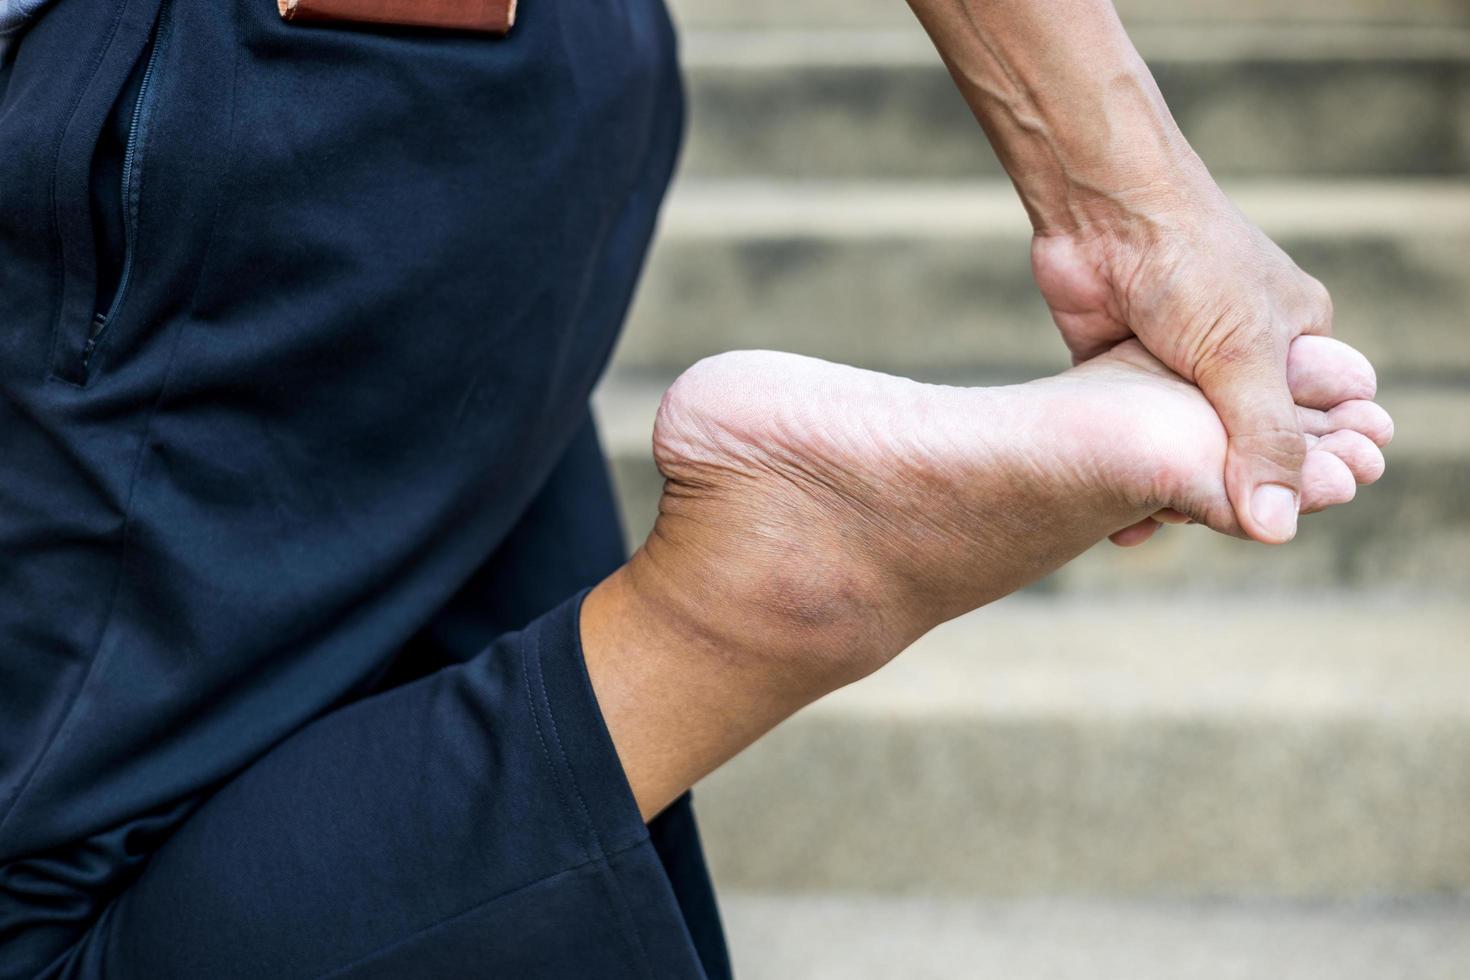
[1019,132,1224,240]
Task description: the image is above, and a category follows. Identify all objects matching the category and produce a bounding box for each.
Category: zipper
[84,0,170,372]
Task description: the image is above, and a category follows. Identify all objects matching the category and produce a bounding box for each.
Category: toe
[1307,429,1387,485]
[1287,336,1377,410]
[1299,449,1358,514]
[1109,517,1161,547]
[1297,399,1395,448]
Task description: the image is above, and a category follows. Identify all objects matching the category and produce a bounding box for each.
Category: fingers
[1124,429,1385,546]
[1114,331,1385,550]
[1286,336,1377,410]
[1124,430,1384,549]
[1197,337,1305,545]
[1203,332,1386,544]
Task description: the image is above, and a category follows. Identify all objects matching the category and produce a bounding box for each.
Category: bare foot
[633,336,1390,692]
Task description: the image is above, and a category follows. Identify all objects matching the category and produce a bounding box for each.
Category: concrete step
[685,597,1470,895]
[676,25,1470,178]
[669,0,1470,30]
[593,378,1470,593]
[718,892,1470,979]
[614,180,1470,384]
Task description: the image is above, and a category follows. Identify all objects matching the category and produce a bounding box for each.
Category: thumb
[1197,339,1305,544]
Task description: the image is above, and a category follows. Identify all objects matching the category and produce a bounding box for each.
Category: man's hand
[903,0,1352,543]
[1031,187,1338,543]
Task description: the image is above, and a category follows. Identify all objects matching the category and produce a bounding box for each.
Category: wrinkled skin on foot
[636,338,1390,693]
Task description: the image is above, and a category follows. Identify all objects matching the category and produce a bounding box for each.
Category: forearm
[905,0,1219,233]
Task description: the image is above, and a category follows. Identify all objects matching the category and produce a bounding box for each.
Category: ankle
[629,521,912,702]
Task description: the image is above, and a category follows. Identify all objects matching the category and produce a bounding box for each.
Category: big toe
[1287,336,1377,410]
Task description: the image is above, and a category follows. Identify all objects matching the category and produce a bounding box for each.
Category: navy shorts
[0,0,730,975]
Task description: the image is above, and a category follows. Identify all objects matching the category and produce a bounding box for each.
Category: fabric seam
[520,621,597,867]
[531,608,660,978]
[0,0,236,850]
[310,839,652,980]
[42,0,132,388]
[85,0,172,375]
[0,282,174,850]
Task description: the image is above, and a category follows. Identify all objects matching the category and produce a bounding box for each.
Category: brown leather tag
[278,0,517,36]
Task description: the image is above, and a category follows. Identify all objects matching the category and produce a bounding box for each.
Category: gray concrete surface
[677,25,1470,178]
[678,597,1470,894]
[668,0,1470,29]
[718,892,1470,979]
[613,180,1470,382]
[635,0,1470,923]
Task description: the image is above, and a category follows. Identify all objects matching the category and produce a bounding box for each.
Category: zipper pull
[81,314,107,367]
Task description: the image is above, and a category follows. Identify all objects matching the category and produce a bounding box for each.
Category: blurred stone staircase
[595,0,1470,974]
